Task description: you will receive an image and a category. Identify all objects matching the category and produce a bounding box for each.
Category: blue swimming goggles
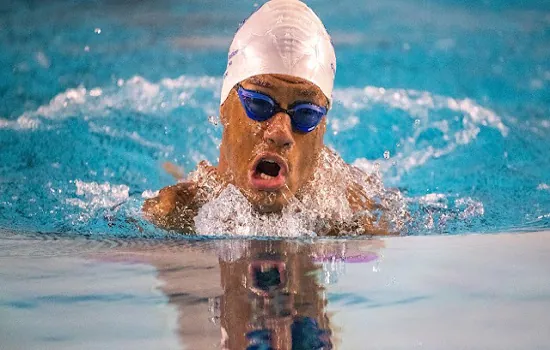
[237,84,327,133]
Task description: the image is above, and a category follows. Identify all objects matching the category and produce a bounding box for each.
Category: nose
[263,112,295,149]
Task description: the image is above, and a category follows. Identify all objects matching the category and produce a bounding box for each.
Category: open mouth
[249,154,288,191]
[248,260,287,295]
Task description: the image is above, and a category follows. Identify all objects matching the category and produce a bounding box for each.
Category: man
[143,0,404,236]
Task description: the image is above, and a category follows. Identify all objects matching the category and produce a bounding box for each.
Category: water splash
[406,193,485,232]
[194,148,408,237]
[65,180,129,223]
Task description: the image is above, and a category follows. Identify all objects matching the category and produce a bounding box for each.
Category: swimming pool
[1,0,549,348]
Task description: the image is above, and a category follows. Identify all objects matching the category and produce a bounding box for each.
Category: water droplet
[208,115,219,126]
[94,28,102,34]
[383,150,390,159]
[89,88,102,97]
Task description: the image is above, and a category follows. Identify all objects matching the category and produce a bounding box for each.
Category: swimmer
[143,0,402,236]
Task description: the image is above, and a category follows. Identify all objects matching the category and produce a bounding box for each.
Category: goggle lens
[292,105,325,132]
[241,95,274,121]
[237,85,326,133]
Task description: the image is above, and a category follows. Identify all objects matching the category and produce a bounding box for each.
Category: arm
[143,161,225,233]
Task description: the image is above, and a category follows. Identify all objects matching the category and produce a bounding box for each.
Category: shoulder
[142,181,199,233]
[142,162,226,233]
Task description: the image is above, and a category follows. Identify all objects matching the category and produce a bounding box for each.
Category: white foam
[455,197,485,219]
[141,190,159,199]
[0,116,41,130]
[194,148,408,237]
[65,180,129,222]
[194,185,316,237]
[333,87,508,136]
[405,192,485,231]
[537,183,550,191]
[413,193,448,209]
[9,75,222,128]
[336,86,509,183]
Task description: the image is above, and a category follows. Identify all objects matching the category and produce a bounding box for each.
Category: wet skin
[218,74,328,213]
[142,74,390,235]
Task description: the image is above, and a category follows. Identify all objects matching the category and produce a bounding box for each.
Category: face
[218,74,329,213]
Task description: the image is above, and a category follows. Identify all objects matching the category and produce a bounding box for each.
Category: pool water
[2,231,550,349]
[1,0,550,348]
[0,0,549,236]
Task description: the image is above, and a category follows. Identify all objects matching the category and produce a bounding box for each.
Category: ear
[219,96,232,127]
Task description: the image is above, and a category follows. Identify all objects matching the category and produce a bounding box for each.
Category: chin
[248,190,289,214]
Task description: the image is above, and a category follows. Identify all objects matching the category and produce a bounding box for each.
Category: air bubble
[383,150,390,159]
[414,119,420,127]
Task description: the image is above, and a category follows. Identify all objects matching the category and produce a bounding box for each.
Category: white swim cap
[220,0,336,106]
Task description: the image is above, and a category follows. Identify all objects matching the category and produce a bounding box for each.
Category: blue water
[1,0,550,236]
[1,2,550,349]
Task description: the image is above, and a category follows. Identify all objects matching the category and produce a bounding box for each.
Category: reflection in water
[218,241,333,350]
[114,239,382,349]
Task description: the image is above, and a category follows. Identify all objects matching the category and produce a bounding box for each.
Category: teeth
[264,159,276,164]
[259,173,274,180]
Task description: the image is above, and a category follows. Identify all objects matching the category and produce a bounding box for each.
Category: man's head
[217,0,336,213]
[219,74,328,212]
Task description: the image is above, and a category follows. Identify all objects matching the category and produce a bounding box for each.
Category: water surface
[2,231,550,349]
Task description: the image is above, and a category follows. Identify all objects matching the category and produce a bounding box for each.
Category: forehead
[243,74,325,99]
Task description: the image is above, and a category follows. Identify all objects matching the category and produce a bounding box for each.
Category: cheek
[225,118,262,168]
[290,130,324,186]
